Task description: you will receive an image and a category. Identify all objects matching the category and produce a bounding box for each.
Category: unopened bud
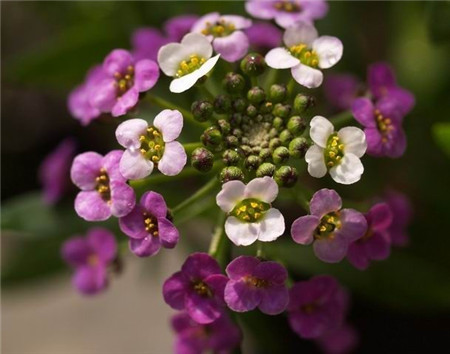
[272,117,284,130]
[289,137,309,158]
[220,166,244,183]
[191,100,213,122]
[287,115,306,135]
[217,119,231,135]
[256,162,276,177]
[274,166,298,187]
[259,101,273,114]
[269,138,282,150]
[269,84,287,103]
[246,104,258,117]
[245,155,262,170]
[272,146,290,164]
[240,53,266,77]
[279,129,293,144]
[191,147,214,172]
[201,127,222,150]
[214,94,232,114]
[272,103,291,119]
[293,94,315,113]
[223,72,245,93]
[247,86,266,104]
[222,149,240,166]
[225,135,239,148]
[259,148,272,160]
[232,98,247,112]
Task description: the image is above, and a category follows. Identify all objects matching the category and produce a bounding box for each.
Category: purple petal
[346,242,369,270]
[70,152,102,190]
[115,118,148,150]
[246,22,282,51]
[134,59,159,92]
[258,285,289,315]
[204,274,228,304]
[119,148,154,180]
[310,189,342,217]
[74,191,111,221]
[338,208,368,242]
[376,96,404,124]
[182,253,222,281]
[318,324,358,354]
[153,109,184,142]
[313,238,349,263]
[367,203,393,231]
[224,280,260,312]
[384,126,407,158]
[368,62,396,99]
[253,261,287,285]
[89,78,117,112]
[86,228,117,263]
[140,191,168,218]
[389,87,415,115]
[291,215,319,245]
[171,312,194,333]
[208,314,242,352]
[68,84,101,126]
[324,74,361,111]
[111,88,139,117]
[131,28,168,62]
[101,150,125,182]
[103,49,134,76]
[366,231,391,260]
[352,98,375,128]
[226,256,260,280]
[129,235,161,257]
[245,1,277,20]
[119,205,147,239]
[364,127,384,156]
[163,271,188,310]
[61,236,90,267]
[164,15,199,41]
[158,141,186,176]
[110,181,136,217]
[73,266,107,295]
[185,292,223,324]
[158,218,179,248]
[213,31,249,62]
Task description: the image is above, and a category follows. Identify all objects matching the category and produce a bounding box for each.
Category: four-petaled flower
[224,256,289,315]
[216,177,285,246]
[305,116,367,185]
[119,191,179,257]
[61,228,117,295]
[192,12,252,62]
[265,22,343,88]
[158,33,221,93]
[163,253,228,324]
[291,189,367,263]
[115,110,187,180]
[71,150,136,221]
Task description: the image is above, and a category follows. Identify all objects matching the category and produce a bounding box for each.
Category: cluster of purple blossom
[37,1,416,353]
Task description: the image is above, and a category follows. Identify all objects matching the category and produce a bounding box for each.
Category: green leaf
[432,122,450,157]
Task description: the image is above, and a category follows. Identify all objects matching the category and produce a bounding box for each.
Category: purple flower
[245,0,328,29]
[163,253,228,324]
[347,203,393,270]
[291,189,367,263]
[164,15,200,41]
[352,96,407,158]
[368,62,415,116]
[316,323,358,354]
[119,191,179,257]
[68,65,104,125]
[115,110,187,180]
[224,256,289,315]
[39,138,76,204]
[324,74,362,111]
[287,275,348,339]
[90,49,159,117]
[171,312,241,354]
[192,13,252,62]
[70,150,135,221]
[246,22,282,53]
[384,190,412,246]
[61,228,117,295]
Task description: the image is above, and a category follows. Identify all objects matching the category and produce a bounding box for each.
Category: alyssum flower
[291,189,367,263]
[266,22,343,88]
[158,33,221,93]
[115,109,187,180]
[216,177,285,246]
[119,191,179,257]
[61,228,117,295]
[305,116,367,184]
[191,12,252,62]
[70,150,135,221]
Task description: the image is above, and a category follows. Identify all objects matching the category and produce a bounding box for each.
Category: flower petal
[119,149,154,180]
[70,152,103,190]
[338,126,367,158]
[182,253,222,280]
[305,145,327,178]
[253,261,287,285]
[221,15,252,30]
[103,49,133,75]
[224,216,259,246]
[163,271,188,310]
[244,176,278,203]
[225,256,260,280]
[134,59,160,92]
[258,285,289,315]
[309,188,342,217]
[61,237,90,267]
[119,205,148,239]
[291,64,323,88]
[157,42,189,76]
[312,36,343,69]
[140,191,168,218]
[313,238,348,263]
[158,218,179,248]
[364,127,384,156]
[102,150,125,182]
[86,228,117,263]
[216,180,246,212]
[329,153,364,185]
[338,208,368,242]
[181,32,213,58]
[185,292,223,324]
[129,235,161,257]
[213,31,249,62]
[291,215,319,245]
[111,88,139,117]
[224,280,260,312]
[158,141,187,176]
[73,266,107,295]
[153,109,183,142]
[257,208,285,242]
[283,22,318,47]
[74,191,111,221]
[191,12,221,33]
[110,181,136,217]
[265,47,300,69]
[368,203,393,231]
[309,116,334,148]
[115,118,148,150]
[352,98,376,128]
[89,78,117,113]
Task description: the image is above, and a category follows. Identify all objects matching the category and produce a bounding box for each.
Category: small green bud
[272,117,284,130]
[225,135,239,148]
[289,137,309,158]
[240,53,266,77]
[272,146,290,164]
[217,119,231,135]
[246,104,258,117]
[256,162,276,177]
[272,103,291,118]
[240,145,252,156]
[279,129,293,144]
[269,84,287,103]
[201,127,222,150]
[191,147,214,172]
[232,98,247,112]
[214,94,232,114]
[247,86,266,104]
[259,148,272,160]
[220,166,244,183]
[293,94,315,113]
[232,128,242,138]
[245,155,262,170]
[259,101,273,114]
[223,72,246,93]
[222,149,241,166]
[191,100,213,122]
[230,113,242,125]
[274,166,298,187]
[269,138,282,150]
[287,115,307,135]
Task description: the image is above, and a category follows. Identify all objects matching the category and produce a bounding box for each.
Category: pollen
[139,126,165,166]
[324,134,345,170]
[201,18,236,37]
[175,54,207,78]
[289,43,319,68]
[231,198,270,223]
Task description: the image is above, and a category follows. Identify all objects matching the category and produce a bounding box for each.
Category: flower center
[114,65,134,96]
[143,212,159,237]
[176,54,207,78]
[95,168,111,202]
[193,281,213,297]
[231,198,270,223]
[274,0,301,12]
[201,19,236,37]
[244,275,270,288]
[324,133,345,169]
[314,211,341,240]
[289,44,319,68]
[139,126,165,165]
[374,109,394,143]
[87,254,99,267]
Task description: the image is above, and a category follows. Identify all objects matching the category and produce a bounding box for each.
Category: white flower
[265,22,343,88]
[305,116,367,185]
[157,33,221,93]
[216,177,285,246]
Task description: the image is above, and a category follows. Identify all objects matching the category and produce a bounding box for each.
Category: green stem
[263,68,279,91]
[256,242,265,258]
[208,212,226,258]
[129,167,200,189]
[183,142,203,155]
[171,177,219,215]
[287,77,296,96]
[330,110,354,128]
[147,95,200,126]
[291,185,311,211]
[250,76,258,87]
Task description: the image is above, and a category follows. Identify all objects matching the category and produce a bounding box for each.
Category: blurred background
[2,1,450,353]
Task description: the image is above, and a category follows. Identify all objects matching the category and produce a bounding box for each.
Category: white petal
[257,208,285,242]
[157,43,189,76]
[115,118,148,150]
[305,145,327,178]
[153,109,183,142]
[244,176,278,203]
[191,12,220,33]
[180,33,213,59]
[312,36,343,69]
[216,180,246,213]
[291,64,323,88]
[309,116,334,148]
[283,22,318,47]
[224,216,259,246]
[329,153,364,185]
[220,15,252,30]
[158,141,187,176]
[265,47,300,69]
[119,149,154,180]
[337,127,367,158]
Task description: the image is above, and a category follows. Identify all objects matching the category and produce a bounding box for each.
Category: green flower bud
[259,101,273,114]
[191,147,214,172]
[222,149,241,166]
[269,84,287,103]
[272,117,284,130]
[293,94,315,113]
[240,53,266,77]
[247,86,266,104]
[256,162,276,177]
[269,138,282,150]
[244,155,262,170]
[287,115,307,135]
[274,166,298,187]
[246,104,258,117]
[225,135,239,148]
[279,129,293,144]
[223,72,245,93]
[220,166,244,184]
[230,113,242,125]
[191,100,213,122]
[289,137,309,158]
[240,145,252,156]
[214,94,232,114]
[232,98,247,112]
[201,127,222,150]
[272,146,290,164]
[259,148,272,160]
[232,128,242,138]
[217,119,231,135]
[272,103,291,119]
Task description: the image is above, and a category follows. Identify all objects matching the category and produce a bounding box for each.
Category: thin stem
[291,186,310,211]
[262,68,279,91]
[330,110,353,128]
[171,177,219,215]
[256,242,265,258]
[129,167,200,189]
[147,95,201,126]
[287,77,296,96]
[208,212,226,258]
